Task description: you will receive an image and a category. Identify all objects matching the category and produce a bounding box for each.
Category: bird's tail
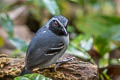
[19,67,32,76]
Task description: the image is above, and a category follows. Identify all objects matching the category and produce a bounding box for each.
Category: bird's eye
[53,20,59,27]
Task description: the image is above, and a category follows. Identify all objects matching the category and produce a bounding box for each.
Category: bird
[20,15,69,76]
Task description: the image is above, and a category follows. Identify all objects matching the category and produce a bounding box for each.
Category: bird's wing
[25,41,65,69]
[45,42,64,55]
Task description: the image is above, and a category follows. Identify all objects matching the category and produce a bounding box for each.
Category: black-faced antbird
[20,15,69,76]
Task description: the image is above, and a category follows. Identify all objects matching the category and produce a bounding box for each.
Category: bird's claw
[54,57,75,71]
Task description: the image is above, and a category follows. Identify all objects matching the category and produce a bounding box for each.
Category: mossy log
[0,54,98,80]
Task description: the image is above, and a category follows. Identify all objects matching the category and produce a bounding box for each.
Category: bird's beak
[62,26,68,36]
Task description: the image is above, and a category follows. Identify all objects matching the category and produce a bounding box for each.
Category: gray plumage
[20,15,69,75]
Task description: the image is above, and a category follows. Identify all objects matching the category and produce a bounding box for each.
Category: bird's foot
[54,57,75,71]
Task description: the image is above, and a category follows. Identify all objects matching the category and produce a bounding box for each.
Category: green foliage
[74,12,120,70]
[8,37,28,52]
[14,73,52,80]
[100,69,112,80]
[42,0,60,15]
[0,13,28,53]
[71,34,93,51]
[98,54,109,68]
[67,25,75,33]
[0,0,12,12]
[70,0,97,4]
[110,58,120,65]
[119,58,120,62]
[12,49,22,57]
[0,36,4,47]
[67,34,92,60]
[0,13,13,37]
[67,45,91,60]
[27,0,60,17]
[75,15,120,56]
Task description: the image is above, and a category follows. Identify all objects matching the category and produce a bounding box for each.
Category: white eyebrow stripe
[65,19,68,26]
[43,31,46,33]
[46,17,65,28]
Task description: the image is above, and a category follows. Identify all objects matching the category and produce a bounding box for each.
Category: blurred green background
[0,0,120,80]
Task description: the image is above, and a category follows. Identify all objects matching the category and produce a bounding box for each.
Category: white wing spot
[43,31,46,33]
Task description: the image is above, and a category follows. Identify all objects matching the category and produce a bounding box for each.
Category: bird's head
[48,15,68,36]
